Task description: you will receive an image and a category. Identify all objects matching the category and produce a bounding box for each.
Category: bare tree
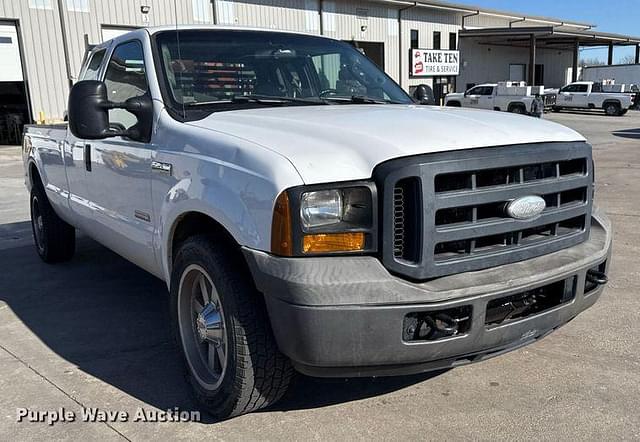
[618,54,637,64]
[580,57,606,67]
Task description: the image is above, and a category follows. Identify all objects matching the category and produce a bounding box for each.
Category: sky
[451,0,639,63]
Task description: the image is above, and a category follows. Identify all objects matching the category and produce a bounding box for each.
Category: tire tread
[171,235,292,419]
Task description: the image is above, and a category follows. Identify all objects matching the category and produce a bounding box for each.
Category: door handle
[84,144,92,172]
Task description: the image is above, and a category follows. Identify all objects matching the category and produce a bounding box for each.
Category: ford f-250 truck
[22,26,612,419]
[553,81,632,116]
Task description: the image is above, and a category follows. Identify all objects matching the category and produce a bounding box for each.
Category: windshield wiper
[323,95,404,105]
[184,95,328,106]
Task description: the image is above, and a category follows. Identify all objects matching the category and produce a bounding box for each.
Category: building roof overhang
[459,26,640,49]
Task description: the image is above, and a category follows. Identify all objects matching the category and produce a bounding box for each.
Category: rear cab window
[81,49,107,81]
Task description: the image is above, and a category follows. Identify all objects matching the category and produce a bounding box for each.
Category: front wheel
[170,235,293,419]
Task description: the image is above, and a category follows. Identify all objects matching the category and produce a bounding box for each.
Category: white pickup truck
[553,81,632,116]
[444,83,540,115]
[23,26,611,419]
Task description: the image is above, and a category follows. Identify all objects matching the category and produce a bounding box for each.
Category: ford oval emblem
[506,196,546,220]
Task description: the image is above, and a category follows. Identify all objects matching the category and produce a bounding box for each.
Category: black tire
[170,235,293,419]
[508,104,526,114]
[30,184,75,263]
[552,106,561,112]
[604,102,621,116]
[446,101,461,107]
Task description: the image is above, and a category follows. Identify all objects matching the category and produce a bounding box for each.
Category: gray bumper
[243,210,612,377]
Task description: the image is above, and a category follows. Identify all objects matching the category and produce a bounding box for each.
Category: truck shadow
[0,221,440,422]
[611,128,640,139]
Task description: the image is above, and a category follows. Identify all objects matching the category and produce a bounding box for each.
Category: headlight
[301,190,343,230]
[271,182,377,256]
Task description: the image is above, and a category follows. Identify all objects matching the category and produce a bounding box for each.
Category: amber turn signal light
[271,191,293,256]
[302,232,365,254]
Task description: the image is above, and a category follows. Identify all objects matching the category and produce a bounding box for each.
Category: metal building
[1,0,639,144]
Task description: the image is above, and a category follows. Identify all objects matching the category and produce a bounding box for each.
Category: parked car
[553,81,632,116]
[444,83,543,115]
[22,26,612,419]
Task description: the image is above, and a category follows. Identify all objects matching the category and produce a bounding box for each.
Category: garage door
[0,23,23,81]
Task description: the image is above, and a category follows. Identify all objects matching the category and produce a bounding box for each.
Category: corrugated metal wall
[0,0,582,122]
[221,0,319,32]
[402,7,460,89]
[1,0,70,122]
[0,0,200,122]
[322,0,399,82]
[458,37,573,90]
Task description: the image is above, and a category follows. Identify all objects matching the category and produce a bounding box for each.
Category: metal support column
[398,2,417,90]
[608,42,614,65]
[528,34,536,85]
[572,40,579,82]
[635,44,639,64]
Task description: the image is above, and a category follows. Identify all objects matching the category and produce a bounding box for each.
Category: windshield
[154,30,412,119]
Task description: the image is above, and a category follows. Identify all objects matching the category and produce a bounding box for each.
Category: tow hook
[419,313,466,340]
[586,269,608,286]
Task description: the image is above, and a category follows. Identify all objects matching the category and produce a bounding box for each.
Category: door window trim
[80,47,108,81]
[100,38,151,138]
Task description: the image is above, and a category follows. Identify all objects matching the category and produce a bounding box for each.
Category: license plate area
[485,277,576,328]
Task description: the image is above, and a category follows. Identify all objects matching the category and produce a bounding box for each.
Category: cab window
[103,40,148,131]
[82,49,106,81]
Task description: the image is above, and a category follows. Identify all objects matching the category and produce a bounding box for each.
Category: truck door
[478,86,495,110]
[86,39,157,274]
[463,86,482,108]
[573,83,590,107]
[64,48,108,230]
[557,84,584,107]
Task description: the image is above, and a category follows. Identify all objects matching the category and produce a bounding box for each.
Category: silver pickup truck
[23,26,612,419]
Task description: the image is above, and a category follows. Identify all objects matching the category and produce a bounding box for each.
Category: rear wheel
[446,101,461,107]
[170,235,293,419]
[30,184,75,263]
[604,102,621,116]
[508,104,526,115]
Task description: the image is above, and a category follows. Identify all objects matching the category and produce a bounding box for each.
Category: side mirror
[68,80,153,142]
[68,81,110,139]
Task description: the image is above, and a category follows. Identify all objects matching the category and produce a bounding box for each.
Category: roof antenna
[174,0,186,119]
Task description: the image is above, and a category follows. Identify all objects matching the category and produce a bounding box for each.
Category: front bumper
[243,210,612,377]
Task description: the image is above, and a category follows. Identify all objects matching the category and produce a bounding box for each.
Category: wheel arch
[602,99,621,108]
[27,160,42,190]
[166,211,249,283]
[508,102,526,112]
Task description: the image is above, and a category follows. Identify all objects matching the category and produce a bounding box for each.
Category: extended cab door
[85,40,157,274]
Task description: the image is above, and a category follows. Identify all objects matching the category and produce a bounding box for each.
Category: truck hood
[187,104,585,184]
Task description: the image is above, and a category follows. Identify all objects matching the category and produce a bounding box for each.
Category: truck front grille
[376,143,593,280]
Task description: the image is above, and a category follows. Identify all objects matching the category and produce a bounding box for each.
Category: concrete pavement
[1,111,639,440]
